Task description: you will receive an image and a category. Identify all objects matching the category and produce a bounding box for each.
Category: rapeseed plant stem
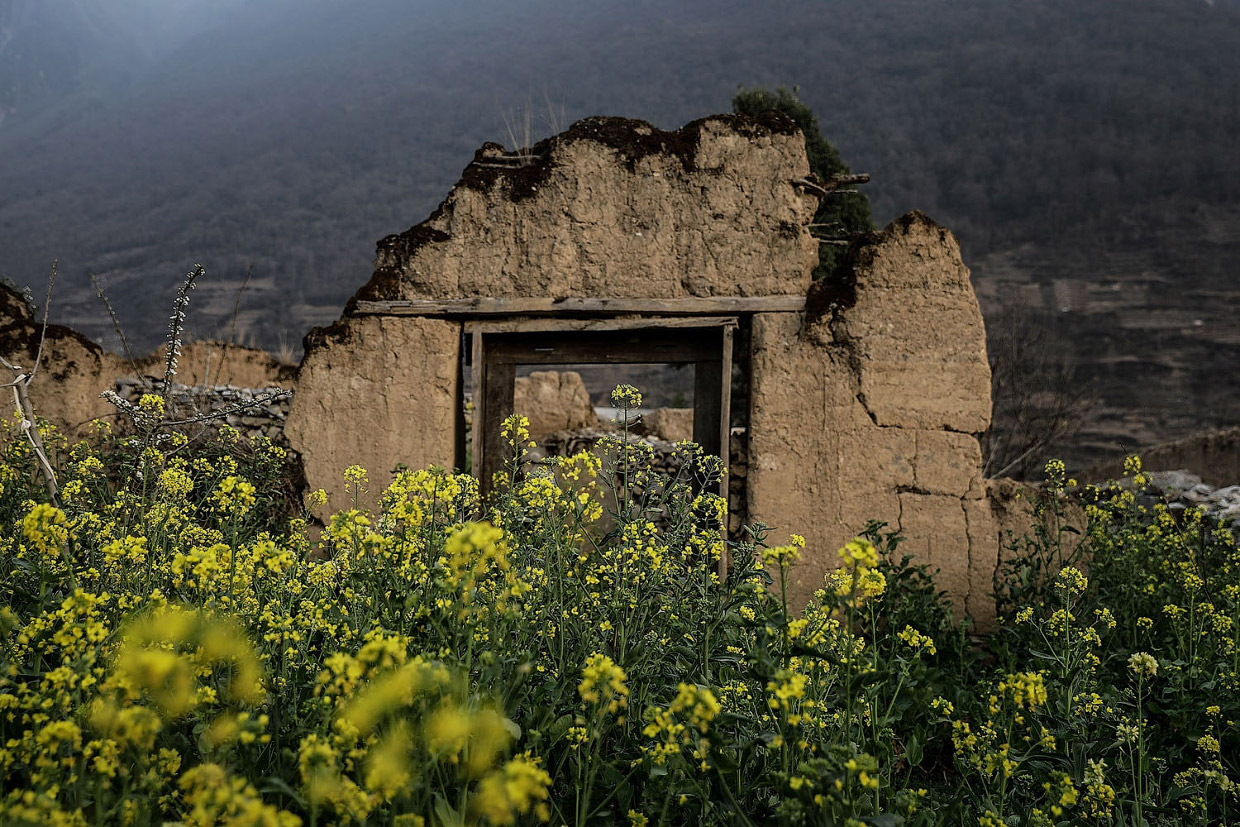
[2,402,1238,824]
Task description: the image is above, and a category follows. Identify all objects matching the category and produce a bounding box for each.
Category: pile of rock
[1124,470,1240,530]
[541,425,750,534]
[113,377,292,443]
[541,427,686,476]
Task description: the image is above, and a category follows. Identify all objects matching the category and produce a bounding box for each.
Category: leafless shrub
[982,300,1094,478]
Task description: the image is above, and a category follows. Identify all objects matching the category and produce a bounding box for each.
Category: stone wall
[112,377,291,442]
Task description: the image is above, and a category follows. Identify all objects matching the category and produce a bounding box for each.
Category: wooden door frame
[466,317,735,498]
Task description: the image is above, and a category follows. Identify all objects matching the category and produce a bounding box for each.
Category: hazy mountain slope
[0,0,1237,467]
[0,0,140,121]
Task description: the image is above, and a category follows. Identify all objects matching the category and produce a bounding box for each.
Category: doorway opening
[462,318,736,500]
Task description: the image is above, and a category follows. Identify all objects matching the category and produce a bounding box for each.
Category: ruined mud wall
[747,213,996,616]
[287,316,459,503]
[280,114,1008,619]
[1,111,1015,620]
[138,341,295,389]
[287,113,819,510]
[0,285,126,434]
[0,283,293,440]
[1083,425,1240,488]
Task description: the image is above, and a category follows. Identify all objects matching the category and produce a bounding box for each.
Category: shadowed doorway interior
[464,318,735,499]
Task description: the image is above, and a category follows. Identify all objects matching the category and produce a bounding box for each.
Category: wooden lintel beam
[354,296,805,317]
[464,315,738,335]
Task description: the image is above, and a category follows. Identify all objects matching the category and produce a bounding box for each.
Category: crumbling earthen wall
[354,114,818,306]
[286,316,459,506]
[513,371,599,438]
[747,213,997,615]
[1082,425,1240,488]
[139,341,295,389]
[282,113,1015,618]
[0,113,1008,619]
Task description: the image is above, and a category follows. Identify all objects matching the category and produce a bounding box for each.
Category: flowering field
[0,387,1237,826]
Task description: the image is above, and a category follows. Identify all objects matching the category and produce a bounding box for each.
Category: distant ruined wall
[513,371,599,438]
[139,341,295,389]
[0,283,293,441]
[0,285,125,435]
[1083,425,1240,488]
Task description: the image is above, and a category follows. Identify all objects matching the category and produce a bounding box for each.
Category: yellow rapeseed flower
[469,753,551,825]
[578,653,629,716]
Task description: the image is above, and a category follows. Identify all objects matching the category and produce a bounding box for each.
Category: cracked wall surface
[747,212,996,615]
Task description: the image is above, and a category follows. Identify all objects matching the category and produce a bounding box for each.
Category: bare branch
[159,388,289,427]
[219,264,255,385]
[89,271,146,385]
[981,299,1094,478]
[27,260,55,383]
[13,380,59,505]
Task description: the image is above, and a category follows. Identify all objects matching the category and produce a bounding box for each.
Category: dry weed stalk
[0,263,61,505]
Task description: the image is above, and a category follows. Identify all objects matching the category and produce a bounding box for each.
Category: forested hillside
[1,0,1237,467]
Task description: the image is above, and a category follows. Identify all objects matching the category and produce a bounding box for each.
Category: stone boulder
[637,407,694,442]
[514,371,599,439]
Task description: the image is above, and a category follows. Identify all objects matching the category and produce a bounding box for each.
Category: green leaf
[904,733,923,767]
[258,775,306,807]
[713,749,740,772]
[433,794,465,827]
